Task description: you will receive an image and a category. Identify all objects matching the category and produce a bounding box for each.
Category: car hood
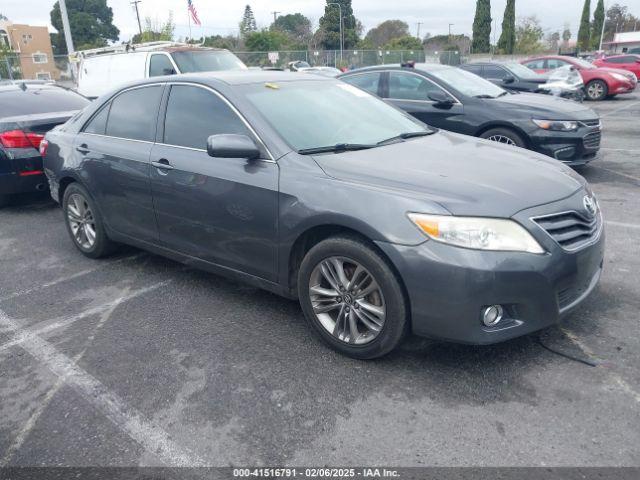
[312,131,586,218]
[489,92,597,119]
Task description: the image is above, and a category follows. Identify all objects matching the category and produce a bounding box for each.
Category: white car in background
[73,41,247,98]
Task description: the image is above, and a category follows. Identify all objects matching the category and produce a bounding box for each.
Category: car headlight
[408,213,545,254]
[610,72,629,82]
[532,119,579,131]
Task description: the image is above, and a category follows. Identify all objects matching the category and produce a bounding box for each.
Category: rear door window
[524,59,545,70]
[461,64,483,76]
[105,85,163,141]
[341,72,382,95]
[83,104,110,135]
[546,58,569,70]
[163,85,251,150]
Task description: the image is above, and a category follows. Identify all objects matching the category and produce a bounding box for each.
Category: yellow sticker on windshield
[265,83,280,90]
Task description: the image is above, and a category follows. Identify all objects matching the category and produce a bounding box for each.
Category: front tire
[479,127,526,148]
[298,236,408,359]
[62,183,116,258]
[585,80,608,101]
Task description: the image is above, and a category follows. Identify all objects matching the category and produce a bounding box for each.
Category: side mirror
[428,91,454,106]
[207,134,260,160]
[503,75,516,84]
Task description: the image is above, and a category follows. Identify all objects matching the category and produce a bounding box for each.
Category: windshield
[171,50,247,73]
[242,81,428,151]
[428,67,505,98]
[505,63,544,80]
[571,58,596,69]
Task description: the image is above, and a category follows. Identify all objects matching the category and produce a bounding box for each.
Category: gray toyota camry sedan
[43,72,604,359]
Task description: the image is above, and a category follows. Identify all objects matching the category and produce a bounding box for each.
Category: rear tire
[62,183,116,258]
[479,127,526,148]
[297,236,409,359]
[585,80,608,101]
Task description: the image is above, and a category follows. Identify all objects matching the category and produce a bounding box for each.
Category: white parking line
[596,166,640,183]
[0,280,171,354]
[561,328,640,404]
[600,101,640,118]
[0,253,145,303]
[0,300,206,467]
[606,220,640,230]
[600,148,640,153]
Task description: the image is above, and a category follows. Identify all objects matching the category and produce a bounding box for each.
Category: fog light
[482,305,504,327]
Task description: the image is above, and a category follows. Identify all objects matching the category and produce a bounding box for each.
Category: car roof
[343,63,455,74]
[120,70,334,90]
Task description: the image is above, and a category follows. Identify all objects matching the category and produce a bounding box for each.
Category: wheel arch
[285,224,411,321]
[475,122,530,148]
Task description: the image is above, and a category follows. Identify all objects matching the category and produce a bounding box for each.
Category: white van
[75,42,248,98]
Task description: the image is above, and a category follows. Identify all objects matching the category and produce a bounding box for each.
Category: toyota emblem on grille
[583,195,597,217]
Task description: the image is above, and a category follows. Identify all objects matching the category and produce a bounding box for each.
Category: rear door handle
[76,144,90,154]
[152,159,174,171]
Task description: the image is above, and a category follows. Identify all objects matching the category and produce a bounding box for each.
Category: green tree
[591,0,605,50]
[471,0,492,53]
[50,0,120,53]
[131,13,175,44]
[603,4,639,42]
[203,35,240,50]
[515,16,544,54]
[239,5,257,38]
[577,0,591,51]
[547,31,561,52]
[497,0,516,54]
[384,35,424,51]
[318,0,360,49]
[364,20,410,48]
[272,14,311,38]
[562,25,572,43]
[244,29,289,51]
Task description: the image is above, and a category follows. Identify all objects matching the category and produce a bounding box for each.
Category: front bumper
[529,125,602,166]
[609,77,637,95]
[376,190,605,345]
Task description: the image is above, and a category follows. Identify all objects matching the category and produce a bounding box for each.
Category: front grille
[580,119,601,128]
[533,211,601,251]
[583,131,601,150]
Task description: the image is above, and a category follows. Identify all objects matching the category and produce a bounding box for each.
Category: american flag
[188,0,201,26]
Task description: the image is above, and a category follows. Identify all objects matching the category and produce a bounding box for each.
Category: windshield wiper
[298,143,376,155]
[377,130,434,146]
[473,94,496,99]
[496,91,509,97]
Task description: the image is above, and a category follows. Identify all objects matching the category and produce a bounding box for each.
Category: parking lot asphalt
[1,94,639,468]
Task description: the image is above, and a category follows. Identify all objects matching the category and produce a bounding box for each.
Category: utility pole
[271,11,280,23]
[328,3,343,65]
[131,0,143,36]
[448,23,454,41]
[416,22,423,39]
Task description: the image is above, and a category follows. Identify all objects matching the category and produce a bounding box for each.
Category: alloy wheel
[486,134,517,146]
[308,256,386,345]
[587,82,604,100]
[67,193,97,250]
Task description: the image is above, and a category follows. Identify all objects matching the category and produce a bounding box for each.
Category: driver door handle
[76,144,90,154]
[152,158,174,171]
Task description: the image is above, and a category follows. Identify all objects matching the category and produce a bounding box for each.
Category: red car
[593,54,640,80]
[521,55,637,101]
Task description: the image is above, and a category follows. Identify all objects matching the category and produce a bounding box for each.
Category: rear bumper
[0,171,48,196]
[375,191,605,345]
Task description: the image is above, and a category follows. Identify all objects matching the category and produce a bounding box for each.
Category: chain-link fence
[0,50,537,88]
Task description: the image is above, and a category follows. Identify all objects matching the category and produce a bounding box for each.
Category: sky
[2,0,640,43]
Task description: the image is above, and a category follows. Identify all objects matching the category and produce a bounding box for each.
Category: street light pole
[58,0,77,80]
[448,23,454,41]
[598,2,607,52]
[416,22,423,39]
[328,2,343,65]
